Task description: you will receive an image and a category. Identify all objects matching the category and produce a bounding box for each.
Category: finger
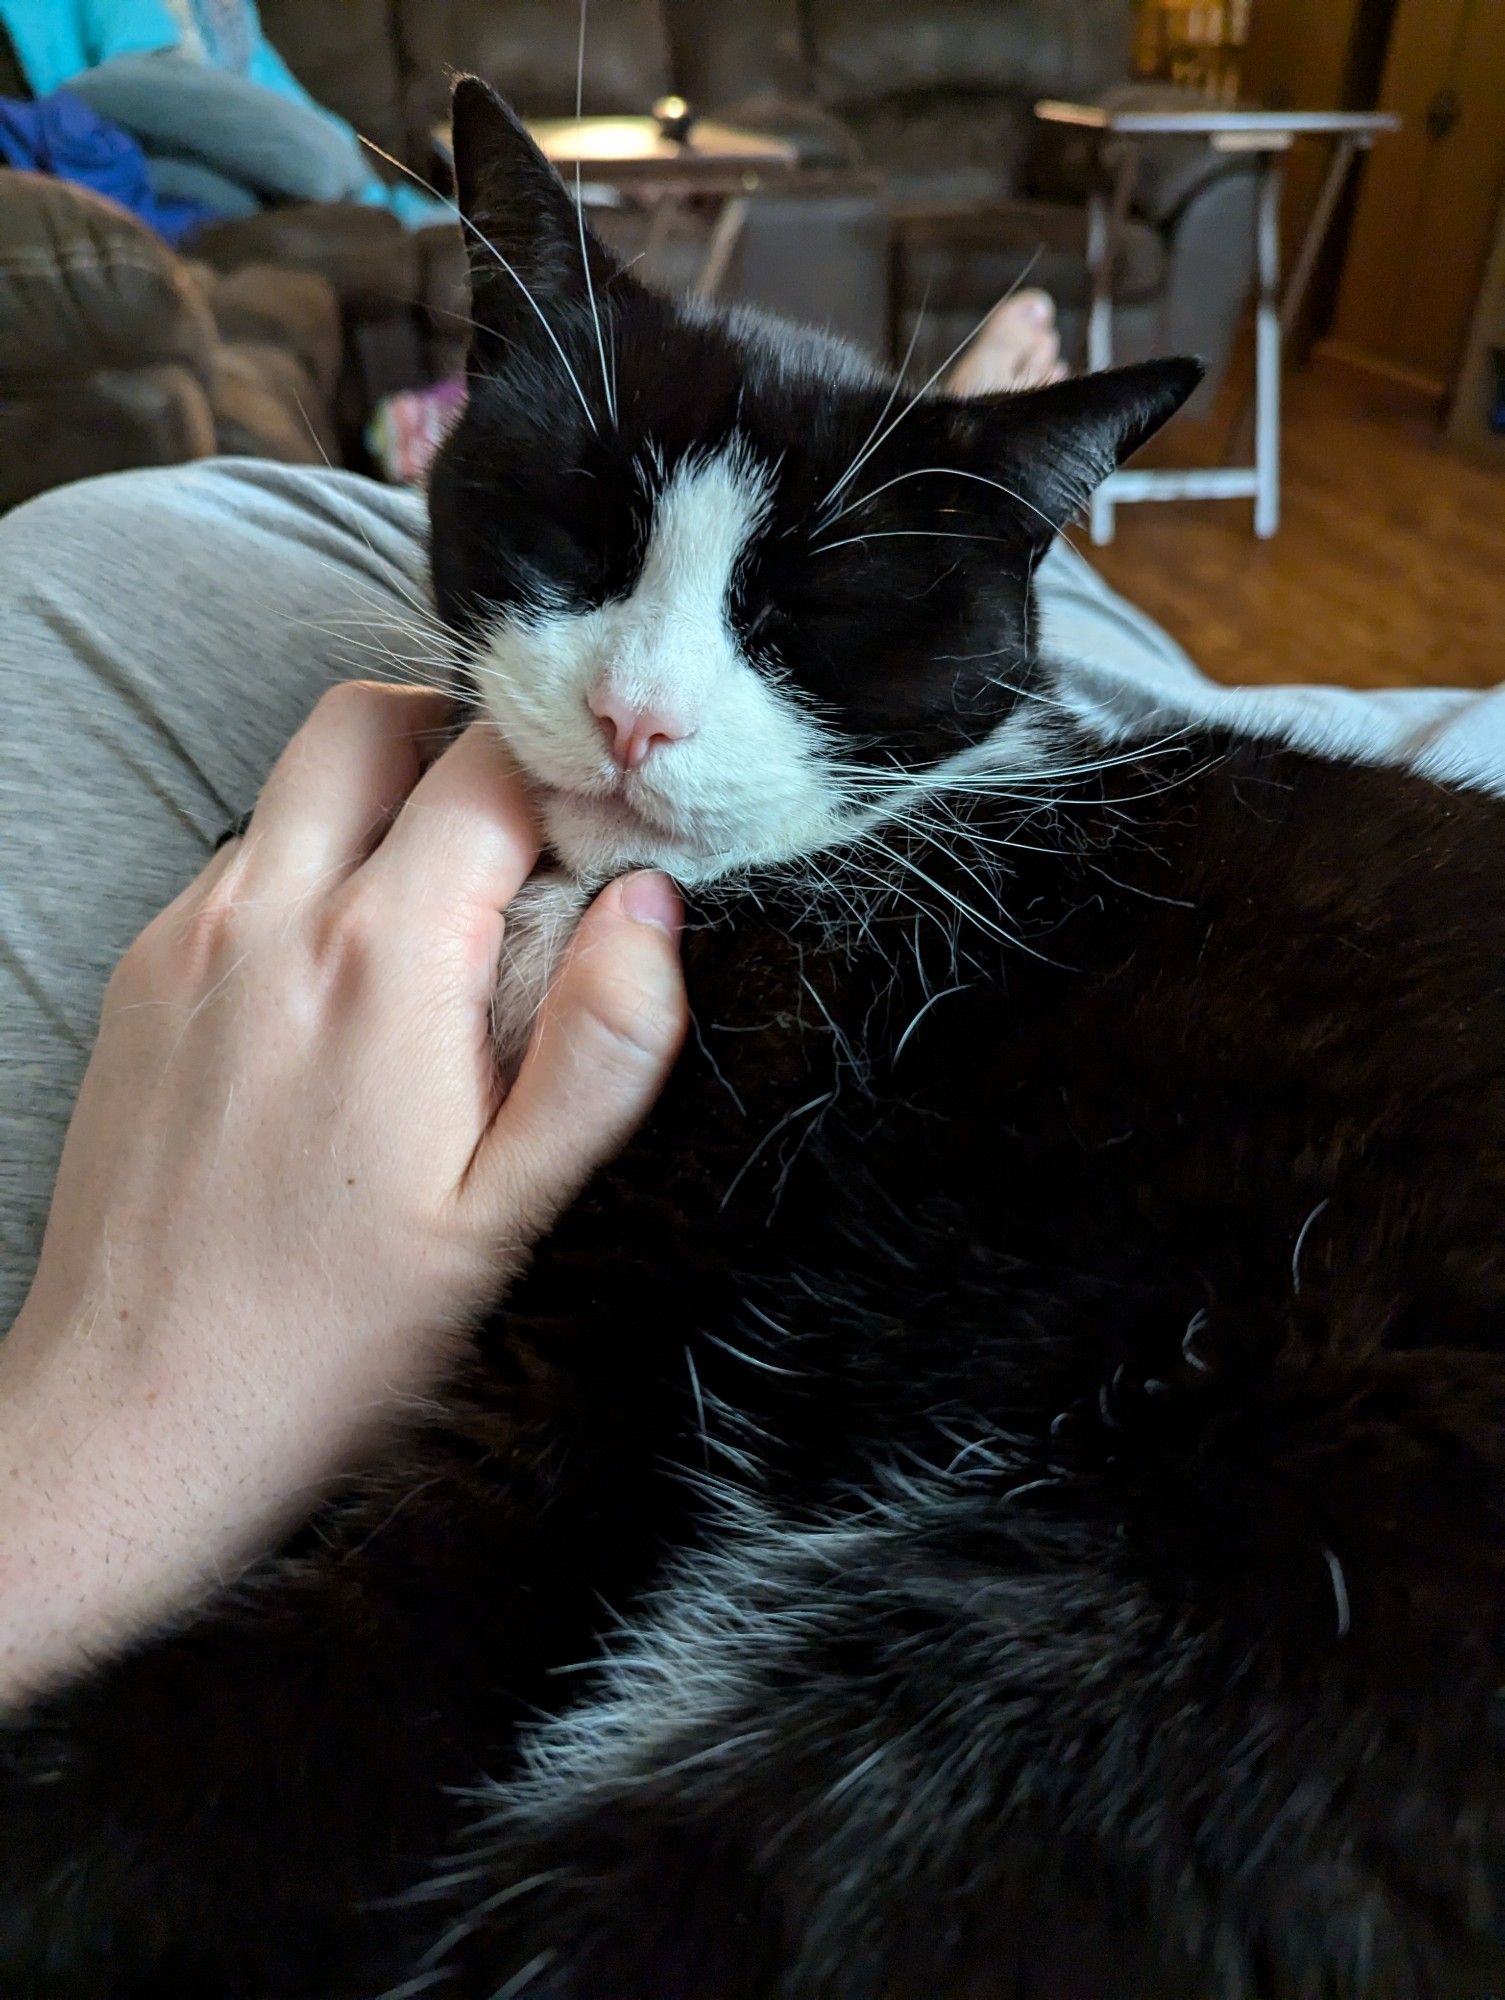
[125,820,252,971]
[171,824,247,913]
[460,872,687,1243]
[357,719,541,931]
[242,683,455,886]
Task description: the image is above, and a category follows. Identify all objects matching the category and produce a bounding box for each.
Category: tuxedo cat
[4,79,1505,2000]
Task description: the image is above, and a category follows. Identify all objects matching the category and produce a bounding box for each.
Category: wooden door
[1448,189,1505,458]
[1240,0,1374,337]
[1327,0,1505,400]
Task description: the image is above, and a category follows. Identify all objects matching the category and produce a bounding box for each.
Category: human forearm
[0,1305,282,1707]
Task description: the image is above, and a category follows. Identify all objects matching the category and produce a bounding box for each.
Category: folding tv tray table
[1034,101,1397,542]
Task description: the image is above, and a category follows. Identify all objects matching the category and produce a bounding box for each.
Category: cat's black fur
[5,81,1505,2000]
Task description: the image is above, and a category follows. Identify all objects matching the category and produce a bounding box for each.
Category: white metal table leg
[1086,189,1115,544]
[695,195,751,299]
[1033,104,1394,538]
[1085,148,1138,545]
[1222,136,1366,473]
[1253,156,1283,538]
[641,192,685,284]
[1085,191,1114,374]
[1280,135,1360,339]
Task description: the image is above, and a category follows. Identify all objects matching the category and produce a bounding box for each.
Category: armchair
[786,0,1260,394]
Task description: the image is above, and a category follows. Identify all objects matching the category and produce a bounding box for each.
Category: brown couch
[251,0,1258,387]
[1,1,1259,512]
[156,0,1256,396]
[0,0,892,510]
[0,172,342,514]
[211,0,1264,392]
[778,0,1262,387]
[248,0,888,363]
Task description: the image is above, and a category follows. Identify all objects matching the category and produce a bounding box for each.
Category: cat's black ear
[959,357,1203,539]
[450,76,619,331]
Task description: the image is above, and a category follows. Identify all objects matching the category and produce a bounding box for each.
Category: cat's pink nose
[588,687,693,771]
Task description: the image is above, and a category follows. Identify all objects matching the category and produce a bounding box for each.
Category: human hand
[0,683,686,1699]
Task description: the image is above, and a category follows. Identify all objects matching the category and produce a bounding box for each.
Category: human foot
[947,289,1067,396]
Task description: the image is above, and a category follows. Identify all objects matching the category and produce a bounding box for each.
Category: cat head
[429,79,1199,885]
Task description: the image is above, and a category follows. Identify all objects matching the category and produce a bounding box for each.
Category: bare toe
[948,290,1065,396]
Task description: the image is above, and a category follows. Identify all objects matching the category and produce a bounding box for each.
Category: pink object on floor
[366,375,468,485]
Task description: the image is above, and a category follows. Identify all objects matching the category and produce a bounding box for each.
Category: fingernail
[620,871,681,935]
[1021,291,1050,322]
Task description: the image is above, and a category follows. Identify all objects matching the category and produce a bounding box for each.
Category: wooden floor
[1086,360,1505,692]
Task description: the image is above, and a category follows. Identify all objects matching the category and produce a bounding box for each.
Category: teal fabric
[175,0,253,73]
[186,16,453,224]
[237,25,454,224]
[70,54,373,206]
[0,0,179,96]
[145,149,258,216]
[0,0,450,227]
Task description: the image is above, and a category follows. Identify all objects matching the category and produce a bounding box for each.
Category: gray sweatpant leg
[0,461,430,1329]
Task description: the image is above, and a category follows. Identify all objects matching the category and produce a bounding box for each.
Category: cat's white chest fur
[493,869,591,1074]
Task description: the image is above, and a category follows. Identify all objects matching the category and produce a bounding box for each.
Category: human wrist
[0,1303,266,1706]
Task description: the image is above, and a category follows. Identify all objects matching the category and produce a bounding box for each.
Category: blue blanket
[0,91,213,242]
[0,0,450,229]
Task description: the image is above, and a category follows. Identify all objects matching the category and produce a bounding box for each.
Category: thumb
[462,872,687,1247]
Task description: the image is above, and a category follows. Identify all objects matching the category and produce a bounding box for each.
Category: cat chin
[540,789,802,888]
[542,792,717,885]
[542,807,864,892]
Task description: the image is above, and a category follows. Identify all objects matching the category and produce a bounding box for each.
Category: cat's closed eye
[502,509,605,601]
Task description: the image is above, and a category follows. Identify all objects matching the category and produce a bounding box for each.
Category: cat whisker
[688,1009,749,1114]
[893,980,969,1062]
[1292,1197,1331,1297]
[816,247,1044,518]
[809,529,1019,556]
[719,1093,836,1211]
[854,829,1061,967]
[356,132,599,430]
[811,282,931,525]
[490,1946,558,1999]
[392,1867,564,1992]
[837,726,1198,801]
[825,463,1063,544]
[1023,535,1040,649]
[812,852,969,985]
[305,643,462,702]
[684,1342,710,1468]
[373,1967,451,1999]
[275,406,464,663]
[697,1323,806,1379]
[574,0,617,423]
[422,297,500,346]
[1323,1546,1352,1639]
[306,611,468,702]
[798,970,867,1081]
